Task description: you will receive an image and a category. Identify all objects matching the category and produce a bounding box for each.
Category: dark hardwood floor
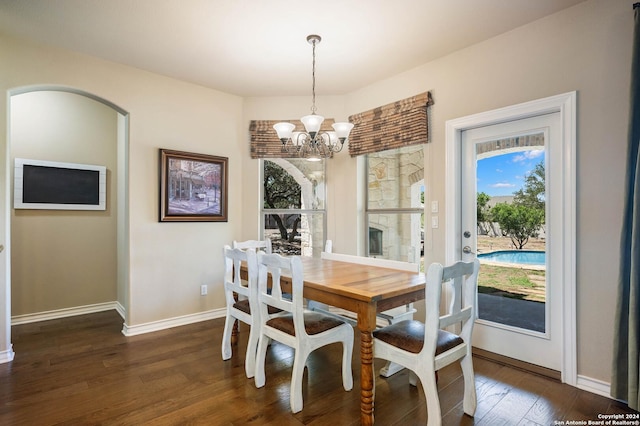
[0,310,635,425]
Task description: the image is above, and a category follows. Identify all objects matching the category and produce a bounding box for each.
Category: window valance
[347,92,433,157]
[249,119,336,159]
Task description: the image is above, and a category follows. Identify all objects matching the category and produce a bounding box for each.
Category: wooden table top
[295,256,426,303]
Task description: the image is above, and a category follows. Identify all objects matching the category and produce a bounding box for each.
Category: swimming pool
[477,250,545,266]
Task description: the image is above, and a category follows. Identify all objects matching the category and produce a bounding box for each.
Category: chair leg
[460,355,477,416]
[290,348,308,413]
[221,314,234,360]
[254,334,270,389]
[419,369,442,426]
[244,326,259,379]
[342,337,354,391]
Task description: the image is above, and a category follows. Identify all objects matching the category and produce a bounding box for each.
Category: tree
[477,192,492,235]
[513,160,545,211]
[491,203,544,249]
[485,158,546,249]
[263,161,301,242]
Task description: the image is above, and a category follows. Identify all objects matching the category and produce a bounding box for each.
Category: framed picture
[159,149,228,222]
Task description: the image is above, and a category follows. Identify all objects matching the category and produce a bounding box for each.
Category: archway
[2,86,129,363]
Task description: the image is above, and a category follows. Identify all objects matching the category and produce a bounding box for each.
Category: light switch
[431,201,438,213]
[431,216,439,228]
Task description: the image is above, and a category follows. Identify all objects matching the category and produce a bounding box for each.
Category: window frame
[364,146,424,263]
[259,158,328,257]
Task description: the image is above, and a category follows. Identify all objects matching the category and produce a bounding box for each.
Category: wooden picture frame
[159,149,228,222]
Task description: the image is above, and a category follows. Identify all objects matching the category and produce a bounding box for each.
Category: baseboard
[0,345,15,364]
[472,347,562,381]
[10,301,225,338]
[115,301,126,319]
[11,301,121,325]
[576,374,612,399]
[121,308,226,336]
[473,347,616,401]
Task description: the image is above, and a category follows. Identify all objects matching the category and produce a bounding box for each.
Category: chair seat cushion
[266,311,347,336]
[233,299,281,315]
[373,320,464,355]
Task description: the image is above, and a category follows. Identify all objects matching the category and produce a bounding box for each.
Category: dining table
[240,255,426,425]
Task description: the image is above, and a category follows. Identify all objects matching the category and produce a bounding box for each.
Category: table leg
[358,306,377,425]
[360,329,375,425]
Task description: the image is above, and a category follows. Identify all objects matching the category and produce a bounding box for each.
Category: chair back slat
[223,245,258,306]
[441,260,476,281]
[233,238,272,254]
[440,306,472,329]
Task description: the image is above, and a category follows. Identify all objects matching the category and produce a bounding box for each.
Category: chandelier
[273,35,354,161]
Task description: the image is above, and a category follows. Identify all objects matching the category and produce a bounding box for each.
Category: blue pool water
[478,250,545,266]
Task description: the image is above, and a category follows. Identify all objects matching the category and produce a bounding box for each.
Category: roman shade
[348,92,433,157]
[249,119,336,159]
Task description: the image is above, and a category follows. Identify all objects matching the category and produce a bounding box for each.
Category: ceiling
[0,0,588,97]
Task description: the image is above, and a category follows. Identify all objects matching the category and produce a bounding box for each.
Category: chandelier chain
[311,38,317,114]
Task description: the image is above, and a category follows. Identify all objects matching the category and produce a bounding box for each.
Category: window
[365,145,424,264]
[261,158,326,257]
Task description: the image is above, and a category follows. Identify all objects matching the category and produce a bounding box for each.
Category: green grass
[478,264,546,302]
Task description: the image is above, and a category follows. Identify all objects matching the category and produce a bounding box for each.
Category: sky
[477,150,545,197]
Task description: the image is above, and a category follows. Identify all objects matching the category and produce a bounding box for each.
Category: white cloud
[513,149,544,163]
[490,182,516,189]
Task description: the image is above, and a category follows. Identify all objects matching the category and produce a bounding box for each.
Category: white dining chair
[372,259,480,426]
[254,252,354,413]
[305,239,336,314]
[221,245,261,378]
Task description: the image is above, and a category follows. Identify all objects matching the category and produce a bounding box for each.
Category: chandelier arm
[282,133,302,155]
[318,138,330,157]
[317,131,344,153]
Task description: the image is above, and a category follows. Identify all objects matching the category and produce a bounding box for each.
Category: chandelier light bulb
[301,114,324,135]
[332,122,354,141]
[273,122,295,142]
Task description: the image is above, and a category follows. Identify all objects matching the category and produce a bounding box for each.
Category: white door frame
[444,92,576,385]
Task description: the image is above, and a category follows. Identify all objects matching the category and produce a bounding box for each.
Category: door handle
[462,246,475,254]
